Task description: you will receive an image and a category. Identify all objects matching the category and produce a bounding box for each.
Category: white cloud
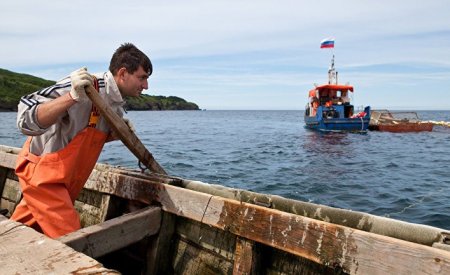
[1,0,450,109]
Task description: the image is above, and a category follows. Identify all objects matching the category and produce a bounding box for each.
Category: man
[310,96,319,116]
[10,43,151,238]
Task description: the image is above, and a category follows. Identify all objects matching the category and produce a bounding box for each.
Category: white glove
[69,67,93,102]
[123,118,136,133]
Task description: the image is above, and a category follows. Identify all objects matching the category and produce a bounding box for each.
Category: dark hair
[109,43,152,76]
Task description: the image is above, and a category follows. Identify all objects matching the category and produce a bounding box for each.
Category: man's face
[118,66,149,97]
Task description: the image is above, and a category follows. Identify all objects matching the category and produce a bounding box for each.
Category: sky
[1,0,450,110]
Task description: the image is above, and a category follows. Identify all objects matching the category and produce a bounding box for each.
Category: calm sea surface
[1,110,450,229]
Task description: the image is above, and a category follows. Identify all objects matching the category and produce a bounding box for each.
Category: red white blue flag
[320,38,335,48]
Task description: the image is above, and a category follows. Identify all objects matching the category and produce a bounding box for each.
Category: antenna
[328,54,337,84]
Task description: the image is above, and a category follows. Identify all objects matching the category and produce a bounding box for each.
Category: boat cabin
[307,84,354,118]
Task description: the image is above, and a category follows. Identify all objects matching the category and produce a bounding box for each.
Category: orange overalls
[11,83,108,238]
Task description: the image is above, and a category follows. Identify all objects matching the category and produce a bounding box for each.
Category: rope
[425,120,450,128]
[385,185,450,218]
[138,160,148,173]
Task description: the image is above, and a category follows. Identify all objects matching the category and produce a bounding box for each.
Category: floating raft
[369,110,434,132]
[2,145,450,274]
[425,120,450,128]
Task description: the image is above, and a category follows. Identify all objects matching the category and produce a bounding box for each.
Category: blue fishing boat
[304,56,370,132]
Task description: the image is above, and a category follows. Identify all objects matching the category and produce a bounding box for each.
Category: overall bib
[11,83,108,238]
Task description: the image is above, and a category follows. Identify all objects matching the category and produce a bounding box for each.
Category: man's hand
[69,67,93,102]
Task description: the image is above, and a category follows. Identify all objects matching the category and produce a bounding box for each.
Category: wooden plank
[233,237,255,275]
[0,145,21,155]
[172,237,234,275]
[2,149,444,247]
[2,178,21,202]
[85,85,166,174]
[0,167,8,217]
[1,178,21,216]
[77,188,105,208]
[6,169,18,181]
[81,172,450,274]
[162,187,450,274]
[0,200,15,217]
[0,167,7,201]
[176,216,236,260]
[87,164,446,247]
[146,211,177,275]
[434,243,450,252]
[59,206,161,258]
[74,200,104,228]
[264,247,336,274]
[0,215,118,274]
[75,190,112,227]
[0,152,16,169]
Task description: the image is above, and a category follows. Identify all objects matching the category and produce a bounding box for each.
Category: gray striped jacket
[17,71,125,156]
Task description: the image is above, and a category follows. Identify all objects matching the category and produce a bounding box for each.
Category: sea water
[1,110,450,229]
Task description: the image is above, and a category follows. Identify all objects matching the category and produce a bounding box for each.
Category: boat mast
[328,54,338,84]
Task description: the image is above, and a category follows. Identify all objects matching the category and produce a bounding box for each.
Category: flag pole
[321,37,336,84]
[328,54,336,84]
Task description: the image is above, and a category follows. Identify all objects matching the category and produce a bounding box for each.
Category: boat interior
[1,145,450,274]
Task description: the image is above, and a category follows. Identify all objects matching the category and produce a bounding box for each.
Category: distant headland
[0,68,200,112]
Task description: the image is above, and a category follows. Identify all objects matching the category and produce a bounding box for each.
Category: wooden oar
[85,85,167,175]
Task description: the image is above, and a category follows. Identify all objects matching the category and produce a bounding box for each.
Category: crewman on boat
[310,96,319,116]
[341,93,350,104]
[10,43,152,238]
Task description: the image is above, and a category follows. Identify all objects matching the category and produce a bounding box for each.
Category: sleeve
[17,78,72,136]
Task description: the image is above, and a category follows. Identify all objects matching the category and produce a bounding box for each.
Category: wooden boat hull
[1,145,450,274]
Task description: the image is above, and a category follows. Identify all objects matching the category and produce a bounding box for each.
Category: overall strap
[87,76,100,128]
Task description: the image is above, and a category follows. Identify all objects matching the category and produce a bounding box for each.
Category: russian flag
[320,38,335,48]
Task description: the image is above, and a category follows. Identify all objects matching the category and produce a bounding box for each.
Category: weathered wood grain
[81,172,450,274]
[233,237,255,275]
[74,200,105,227]
[0,200,15,217]
[146,211,177,275]
[0,215,118,274]
[0,151,16,169]
[176,216,236,260]
[75,189,113,227]
[172,238,234,275]
[0,177,21,216]
[59,206,161,258]
[87,163,447,247]
[2,178,21,202]
[0,167,7,202]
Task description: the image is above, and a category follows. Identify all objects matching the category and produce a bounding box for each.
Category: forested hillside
[0,68,199,111]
